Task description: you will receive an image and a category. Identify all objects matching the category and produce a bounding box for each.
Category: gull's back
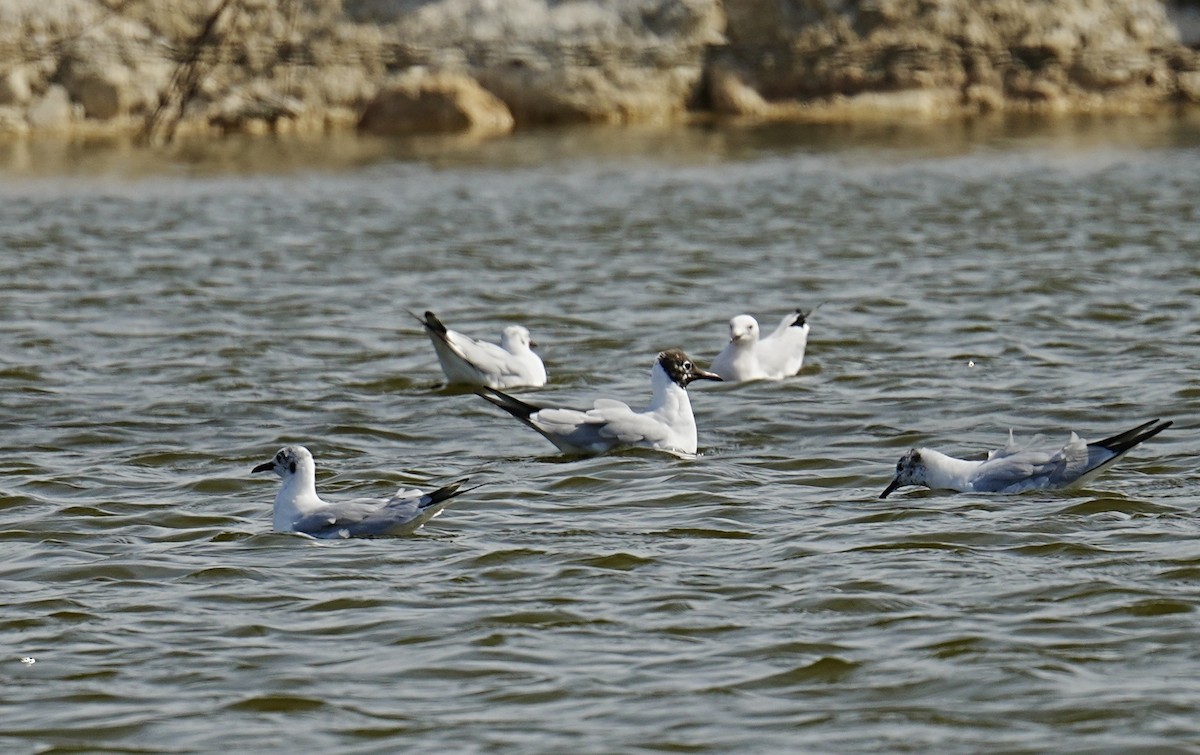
[585,398,677,449]
[435,330,514,386]
[417,311,542,389]
[756,312,809,379]
[533,399,674,454]
[969,436,1089,493]
[292,482,467,539]
[971,419,1173,493]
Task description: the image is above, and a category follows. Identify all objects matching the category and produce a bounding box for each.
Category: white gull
[710,307,815,382]
[409,310,546,389]
[880,419,1172,498]
[252,445,471,538]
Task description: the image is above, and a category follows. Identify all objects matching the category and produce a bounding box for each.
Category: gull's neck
[645,362,697,449]
[500,328,530,356]
[919,448,984,492]
[727,337,764,378]
[501,338,527,356]
[273,461,325,531]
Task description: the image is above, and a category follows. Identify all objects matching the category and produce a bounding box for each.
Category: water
[1,116,1198,752]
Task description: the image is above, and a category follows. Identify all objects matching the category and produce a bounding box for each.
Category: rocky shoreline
[1,0,1198,143]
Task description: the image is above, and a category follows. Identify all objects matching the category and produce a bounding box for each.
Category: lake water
[1,115,1198,752]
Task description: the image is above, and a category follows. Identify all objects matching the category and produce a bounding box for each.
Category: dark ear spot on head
[289,462,297,474]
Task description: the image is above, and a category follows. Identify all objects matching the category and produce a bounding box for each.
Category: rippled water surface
[2,117,1199,752]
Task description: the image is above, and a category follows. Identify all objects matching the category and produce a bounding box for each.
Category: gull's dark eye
[896,461,903,471]
[683,361,693,371]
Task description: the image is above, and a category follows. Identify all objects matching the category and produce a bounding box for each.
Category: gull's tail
[1089,419,1173,458]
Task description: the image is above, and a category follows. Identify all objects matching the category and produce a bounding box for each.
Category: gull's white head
[655,348,723,388]
[501,325,536,353]
[728,315,760,344]
[252,445,316,481]
[880,449,929,498]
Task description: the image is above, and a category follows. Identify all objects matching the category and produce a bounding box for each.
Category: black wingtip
[404,308,447,335]
[475,387,540,422]
[1090,419,1172,456]
[420,477,474,509]
[791,301,824,328]
[422,310,449,337]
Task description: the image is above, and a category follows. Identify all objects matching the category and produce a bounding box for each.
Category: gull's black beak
[880,477,901,499]
[530,339,539,349]
[252,461,274,474]
[692,367,722,383]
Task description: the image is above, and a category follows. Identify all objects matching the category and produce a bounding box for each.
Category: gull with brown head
[476,349,722,456]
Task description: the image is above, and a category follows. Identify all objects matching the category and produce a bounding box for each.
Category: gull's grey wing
[477,388,589,453]
[291,500,387,539]
[972,420,1172,493]
[764,309,808,340]
[986,429,1022,461]
[411,310,516,386]
[527,398,670,454]
[476,388,669,455]
[441,331,519,377]
[969,436,1088,493]
[757,309,810,378]
[588,399,672,447]
[295,478,470,539]
[477,388,608,454]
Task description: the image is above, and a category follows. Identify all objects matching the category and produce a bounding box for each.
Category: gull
[710,307,815,382]
[252,445,471,538]
[880,419,1172,498]
[408,309,547,389]
[475,348,722,456]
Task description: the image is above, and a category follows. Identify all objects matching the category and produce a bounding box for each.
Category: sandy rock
[208,86,306,134]
[477,56,697,125]
[61,55,173,121]
[359,70,514,135]
[0,104,30,135]
[65,63,132,120]
[312,65,377,108]
[391,0,723,125]
[964,83,1005,113]
[708,62,770,116]
[1178,71,1200,103]
[0,68,32,106]
[26,84,74,130]
[0,0,1198,139]
[717,0,1188,117]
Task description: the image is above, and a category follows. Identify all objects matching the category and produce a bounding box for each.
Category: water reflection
[2,111,1200,179]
